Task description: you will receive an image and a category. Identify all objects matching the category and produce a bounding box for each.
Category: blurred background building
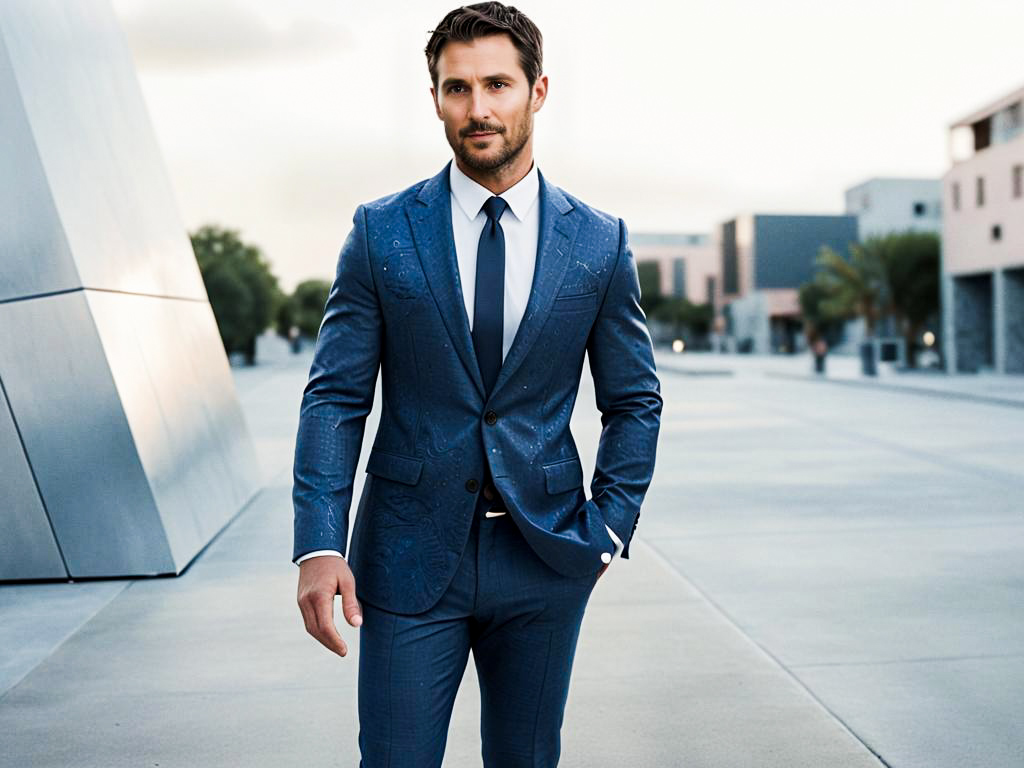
[844,178,942,240]
[942,84,1024,374]
[716,214,859,355]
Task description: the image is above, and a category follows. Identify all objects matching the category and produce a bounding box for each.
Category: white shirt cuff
[295,549,345,565]
[601,524,623,564]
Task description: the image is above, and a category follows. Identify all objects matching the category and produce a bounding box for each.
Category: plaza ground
[2,347,1021,767]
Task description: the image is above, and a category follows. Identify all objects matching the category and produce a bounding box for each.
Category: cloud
[114,0,349,70]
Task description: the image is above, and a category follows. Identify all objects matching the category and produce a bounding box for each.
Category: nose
[468,86,490,123]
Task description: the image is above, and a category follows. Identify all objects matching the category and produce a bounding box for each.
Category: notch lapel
[489,170,579,399]
[406,163,487,400]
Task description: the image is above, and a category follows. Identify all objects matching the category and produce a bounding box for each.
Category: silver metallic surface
[0,380,66,580]
[0,27,80,303]
[0,0,261,579]
[0,0,207,301]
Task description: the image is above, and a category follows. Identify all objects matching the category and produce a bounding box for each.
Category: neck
[454,143,535,196]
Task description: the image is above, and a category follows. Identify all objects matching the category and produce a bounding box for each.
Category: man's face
[431,34,547,174]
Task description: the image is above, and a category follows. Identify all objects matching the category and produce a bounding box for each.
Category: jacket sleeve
[292,205,382,561]
[585,218,663,558]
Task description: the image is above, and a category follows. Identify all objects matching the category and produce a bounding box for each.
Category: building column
[941,273,956,373]
[993,269,1006,374]
[1004,268,1024,374]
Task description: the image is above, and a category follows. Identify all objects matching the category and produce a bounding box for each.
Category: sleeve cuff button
[600,552,612,564]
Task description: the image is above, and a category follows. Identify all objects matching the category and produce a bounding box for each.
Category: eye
[489,81,509,90]
[447,84,467,94]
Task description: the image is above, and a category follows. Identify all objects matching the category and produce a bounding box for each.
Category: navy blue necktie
[472,196,508,397]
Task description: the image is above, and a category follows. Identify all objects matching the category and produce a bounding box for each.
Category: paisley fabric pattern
[293,162,662,615]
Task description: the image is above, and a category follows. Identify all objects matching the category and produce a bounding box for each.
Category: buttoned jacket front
[292,161,662,615]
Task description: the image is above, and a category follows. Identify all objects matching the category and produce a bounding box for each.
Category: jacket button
[484,410,498,425]
[483,483,495,501]
[465,478,479,493]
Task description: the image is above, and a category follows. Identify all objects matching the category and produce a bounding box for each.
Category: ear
[531,74,548,113]
[430,86,443,120]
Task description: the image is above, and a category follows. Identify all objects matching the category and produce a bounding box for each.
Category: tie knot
[482,196,508,223]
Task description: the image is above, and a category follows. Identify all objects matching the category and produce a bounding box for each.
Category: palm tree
[813,239,888,337]
[806,233,941,372]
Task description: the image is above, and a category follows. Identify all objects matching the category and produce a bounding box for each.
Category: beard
[447,100,533,173]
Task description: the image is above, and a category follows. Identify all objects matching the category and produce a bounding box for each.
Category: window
[952,182,961,211]
[992,224,1002,242]
[976,176,985,207]
[913,202,926,217]
[1014,165,1023,199]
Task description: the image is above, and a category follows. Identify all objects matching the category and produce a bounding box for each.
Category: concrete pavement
[647,349,1024,768]
[0,347,886,767]
[8,345,1018,765]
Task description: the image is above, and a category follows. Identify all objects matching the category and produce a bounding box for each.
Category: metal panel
[0,293,173,578]
[0,30,79,303]
[87,292,260,569]
[0,378,66,580]
[0,0,207,301]
[0,0,261,580]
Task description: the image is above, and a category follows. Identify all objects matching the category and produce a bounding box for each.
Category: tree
[812,238,888,336]
[636,261,664,315]
[650,298,714,345]
[191,225,282,365]
[275,279,332,339]
[885,232,940,368]
[798,280,840,346]
[805,232,941,368]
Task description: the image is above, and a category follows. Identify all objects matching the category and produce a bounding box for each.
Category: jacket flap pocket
[543,457,584,494]
[551,290,597,313]
[366,448,424,486]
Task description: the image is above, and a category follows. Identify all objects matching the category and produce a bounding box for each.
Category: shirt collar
[449,159,540,223]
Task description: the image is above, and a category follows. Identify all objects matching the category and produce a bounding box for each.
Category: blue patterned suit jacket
[292,162,662,615]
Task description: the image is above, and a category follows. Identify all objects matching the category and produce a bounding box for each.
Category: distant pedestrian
[813,337,827,374]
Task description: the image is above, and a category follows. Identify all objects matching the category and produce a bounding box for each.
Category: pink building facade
[942,84,1024,373]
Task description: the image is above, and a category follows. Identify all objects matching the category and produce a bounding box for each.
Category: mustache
[460,121,505,138]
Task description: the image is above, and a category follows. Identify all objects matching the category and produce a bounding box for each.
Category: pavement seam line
[0,581,131,704]
[638,535,894,768]
[764,370,1024,410]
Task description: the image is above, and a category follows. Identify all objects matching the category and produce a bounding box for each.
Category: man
[293,3,662,765]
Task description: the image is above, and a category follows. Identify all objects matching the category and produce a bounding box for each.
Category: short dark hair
[425,3,543,89]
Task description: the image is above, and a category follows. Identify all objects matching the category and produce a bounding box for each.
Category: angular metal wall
[0,0,261,579]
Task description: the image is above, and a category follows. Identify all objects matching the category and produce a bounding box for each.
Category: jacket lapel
[405,163,580,404]
[406,162,487,400]
[489,170,579,399]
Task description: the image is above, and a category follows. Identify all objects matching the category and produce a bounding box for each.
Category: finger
[339,578,363,628]
[312,593,349,657]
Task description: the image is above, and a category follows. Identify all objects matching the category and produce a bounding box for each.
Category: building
[630,232,717,306]
[942,83,1024,374]
[844,177,942,240]
[718,214,859,354]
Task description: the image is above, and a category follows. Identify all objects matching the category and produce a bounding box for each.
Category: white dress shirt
[296,160,621,566]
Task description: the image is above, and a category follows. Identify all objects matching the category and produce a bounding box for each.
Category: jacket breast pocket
[542,456,584,494]
[551,290,597,313]
[365,448,424,486]
[382,250,425,300]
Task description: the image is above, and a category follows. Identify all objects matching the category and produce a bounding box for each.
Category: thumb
[339,576,363,628]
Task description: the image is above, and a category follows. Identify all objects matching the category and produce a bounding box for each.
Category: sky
[110,0,1024,292]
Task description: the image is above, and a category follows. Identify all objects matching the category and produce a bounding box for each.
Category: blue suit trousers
[356,491,599,767]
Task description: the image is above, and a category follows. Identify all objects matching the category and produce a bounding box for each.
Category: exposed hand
[297,555,362,657]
